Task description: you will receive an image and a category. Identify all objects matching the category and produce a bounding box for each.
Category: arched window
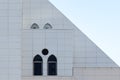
[47,55,57,75]
[44,23,52,29]
[31,23,39,29]
[33,55,43,75]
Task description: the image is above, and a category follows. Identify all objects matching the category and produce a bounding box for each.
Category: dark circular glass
[42,49,49,55]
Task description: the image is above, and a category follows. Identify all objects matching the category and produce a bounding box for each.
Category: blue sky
[49,0,120,66]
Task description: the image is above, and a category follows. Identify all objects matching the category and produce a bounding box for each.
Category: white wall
[74,68,120,80]
[22,0,119,78]
[22,30,74,76]
[73,29,118,67]
[22,0,76,77]
[22,0,75,30]
[0,0,22,80]
[22,68,120,80]
[22,0,119,68]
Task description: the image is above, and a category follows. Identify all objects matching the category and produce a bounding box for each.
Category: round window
[42,48,49,55]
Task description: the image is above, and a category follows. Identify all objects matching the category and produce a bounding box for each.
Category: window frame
[43,23,52,29]
[47,55,57,76]
[31,23,39,29]
[33,55,43,76]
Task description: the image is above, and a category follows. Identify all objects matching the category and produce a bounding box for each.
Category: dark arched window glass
[47,55,57,75]
[33,55,43,75]
[44,23,52,29]
[31,23,39,29]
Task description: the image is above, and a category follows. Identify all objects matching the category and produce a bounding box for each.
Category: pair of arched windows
[33,55,57,76]
[31,23,52,29]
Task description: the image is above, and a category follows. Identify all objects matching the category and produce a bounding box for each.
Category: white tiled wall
[22,30,74,76]
[22,1,75,76]
[73,29,118,67]
[0,0,22,80]
[21,0,119,79]
[0,0,119,80]
[74,68,120,80]
[22,0,74,30]
[22,67,120,80]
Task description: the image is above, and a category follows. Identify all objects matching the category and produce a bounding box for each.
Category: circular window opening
[42,49,49,55]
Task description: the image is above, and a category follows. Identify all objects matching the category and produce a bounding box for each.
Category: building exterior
[0,0,120,80]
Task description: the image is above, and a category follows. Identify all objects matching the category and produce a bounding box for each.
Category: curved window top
[31,23,39,29]
[33,55,42,61]
[44,23,52,29]
[48,55,57,61]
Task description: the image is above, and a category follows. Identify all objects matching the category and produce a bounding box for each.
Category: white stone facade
[22,68,120,80]
[0,0,119,80]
